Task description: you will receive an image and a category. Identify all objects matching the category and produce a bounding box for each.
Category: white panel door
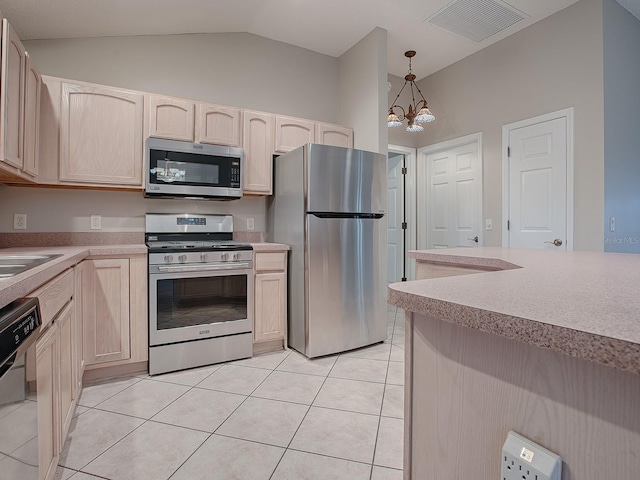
[388,153,404,283]
[508,117,567,249]
[424,141,482,249]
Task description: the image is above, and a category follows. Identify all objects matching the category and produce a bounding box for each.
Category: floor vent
[426,0,527,42]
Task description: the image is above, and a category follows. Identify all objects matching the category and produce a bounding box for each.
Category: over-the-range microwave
[145,138,243,200]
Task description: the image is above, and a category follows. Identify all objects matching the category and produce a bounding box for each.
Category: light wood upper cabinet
[60,82,144,186]
[275,115,314,154]
[0,19,26,170]
[83,258,131,366]
[23,53,41,176]
[196,103,241,146]
[243,110,274,195]
[148,94,195,142]
[316,123,353,149]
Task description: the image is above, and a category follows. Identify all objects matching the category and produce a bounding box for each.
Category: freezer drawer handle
[310,212,384,219]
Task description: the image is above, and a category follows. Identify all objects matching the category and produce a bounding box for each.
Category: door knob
[544,238,563,247]
[467,236,478,243]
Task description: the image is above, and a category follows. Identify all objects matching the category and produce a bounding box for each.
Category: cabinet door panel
[23,54,41,176]
[84,259,131,365]
[60,83,143,185]
[254,272,286,343]
[275,116,314,154]
[197,104,241,146]
[243,110,274,195]
[36,323,59,480]
[57,301,75,445]
[315,123,353,148]
[0,19,26,169]
[148,95,194,141]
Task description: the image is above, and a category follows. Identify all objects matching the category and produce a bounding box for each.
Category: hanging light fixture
[388,50,435,132]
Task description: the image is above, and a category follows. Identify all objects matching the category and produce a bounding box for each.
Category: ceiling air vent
[426,0,527,42]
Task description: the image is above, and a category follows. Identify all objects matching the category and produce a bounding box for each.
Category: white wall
[603,0,640,253]
[23,32,339,122]
[415,0,605,251]
[0,185,266,233]
[338,27,388,154]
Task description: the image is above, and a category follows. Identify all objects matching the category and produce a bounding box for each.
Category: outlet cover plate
[13,213,27,230]
[90,215,102,230]
[502,431,561,480]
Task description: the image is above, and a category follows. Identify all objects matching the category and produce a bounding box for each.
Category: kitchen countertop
[251,243,290,252]
[0,245,147,310]
[388,247,640,374]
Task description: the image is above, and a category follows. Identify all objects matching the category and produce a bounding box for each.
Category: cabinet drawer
[255,252,286,272]
[29,269,74,328]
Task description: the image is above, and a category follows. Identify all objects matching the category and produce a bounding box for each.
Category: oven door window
[156,275,247,330]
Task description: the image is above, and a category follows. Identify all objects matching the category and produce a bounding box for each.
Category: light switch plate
[247,218,255,231]
[485,219,493,231]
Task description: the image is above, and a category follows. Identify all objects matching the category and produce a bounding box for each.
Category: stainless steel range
[146,214,253,375]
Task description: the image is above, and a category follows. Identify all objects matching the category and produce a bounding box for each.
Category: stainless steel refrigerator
[267,143,387,358]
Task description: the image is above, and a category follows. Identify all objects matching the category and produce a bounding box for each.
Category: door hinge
[401,167,407,175]
[507,146,511,157]
[507,220,510,230]
[402,222,407,230]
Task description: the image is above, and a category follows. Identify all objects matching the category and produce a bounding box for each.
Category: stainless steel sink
[0,254,63,278]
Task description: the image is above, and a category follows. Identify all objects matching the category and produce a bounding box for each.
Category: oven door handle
[156,262,252,273]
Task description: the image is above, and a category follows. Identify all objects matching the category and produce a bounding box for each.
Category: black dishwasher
[0,297,41,479]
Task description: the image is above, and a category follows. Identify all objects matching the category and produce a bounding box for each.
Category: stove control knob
[200,252,209,262]
[164,255,174,263]
[221,253,230,262]
[233,253,240,261]
[178,254,188,263]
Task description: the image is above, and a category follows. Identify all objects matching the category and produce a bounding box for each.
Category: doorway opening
[387,145,417,283]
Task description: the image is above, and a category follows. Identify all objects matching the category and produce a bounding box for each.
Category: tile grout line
[165,351,294,480]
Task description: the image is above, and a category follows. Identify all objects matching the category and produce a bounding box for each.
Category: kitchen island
[388,247,640,480]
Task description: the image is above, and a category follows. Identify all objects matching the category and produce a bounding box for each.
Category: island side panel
[409,312,640,479]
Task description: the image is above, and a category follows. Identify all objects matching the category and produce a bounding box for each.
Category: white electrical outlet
[13,213,27,230]
[502,431,561,480]
[247,218,255,231]
[486,219,493,231]
[90,215,102,230]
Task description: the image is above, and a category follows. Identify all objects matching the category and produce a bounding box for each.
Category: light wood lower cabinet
[82,258,131,365]
[253,250,288,354]
[35,321,58,480]
[82,255,148,371]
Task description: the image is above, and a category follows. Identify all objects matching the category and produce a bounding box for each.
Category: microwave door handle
[156,262,251,273]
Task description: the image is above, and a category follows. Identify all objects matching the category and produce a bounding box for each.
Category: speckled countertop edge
[389,288,640,375]
[0,245,146,309]
[390,248,640,375]
[251,243,290,252]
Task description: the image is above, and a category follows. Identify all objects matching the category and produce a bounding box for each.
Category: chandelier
[388,50,435,132]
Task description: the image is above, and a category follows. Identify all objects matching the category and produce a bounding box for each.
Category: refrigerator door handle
[309,212,384,219]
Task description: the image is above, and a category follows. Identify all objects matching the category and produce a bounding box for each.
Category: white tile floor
[55,308,405,480]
